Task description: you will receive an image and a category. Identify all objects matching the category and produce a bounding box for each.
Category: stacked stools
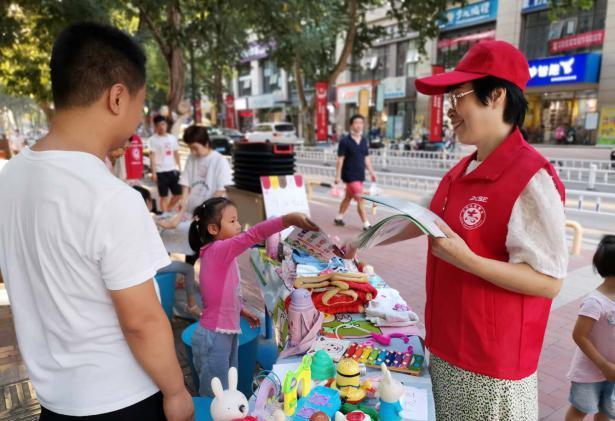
[232,142,295,193]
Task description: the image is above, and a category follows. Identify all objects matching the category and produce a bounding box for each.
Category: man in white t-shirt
[0,23,193,421]
[148,115,182,213]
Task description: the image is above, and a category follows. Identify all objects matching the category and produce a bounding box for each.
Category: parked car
[209,132,234,155]
[209,127,244,143]
[245,122,302,145]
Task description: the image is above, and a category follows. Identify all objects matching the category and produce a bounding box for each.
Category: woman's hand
[283,213,320,232]
[430,222,478,272]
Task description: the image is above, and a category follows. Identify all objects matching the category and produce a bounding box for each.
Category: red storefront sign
[225,95,236,129]
[315,81,328,142]
[549,30,605,54]
[239,110,253,117]
[437,29,496,49]
[125,135,143,180]
[429,65,445,142]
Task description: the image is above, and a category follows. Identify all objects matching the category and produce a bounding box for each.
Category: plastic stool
[181,317,260,397]
[256,311,278,370]
[193,396,213,421]
[154,272,176,319]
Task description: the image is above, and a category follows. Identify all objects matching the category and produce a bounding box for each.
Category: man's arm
[335,156,345,185]
[365,156,376,181]
[110,281,193,420]
[174,150,181,172]
[150,152,157,182]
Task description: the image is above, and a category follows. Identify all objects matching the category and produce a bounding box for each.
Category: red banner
[549,30,605,54]
[429,66,445,142]
[437,29,496,49]
[125,135,143,180]
[225,95,236,129]
[315,82,328,142]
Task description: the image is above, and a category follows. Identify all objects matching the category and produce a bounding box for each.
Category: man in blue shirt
[334,114,377,230]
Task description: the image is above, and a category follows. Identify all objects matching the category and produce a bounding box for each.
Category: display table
[249,248,436,421]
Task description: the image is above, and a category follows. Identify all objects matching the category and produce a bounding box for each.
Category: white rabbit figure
[210,367,250,421]
[378,363,404,421]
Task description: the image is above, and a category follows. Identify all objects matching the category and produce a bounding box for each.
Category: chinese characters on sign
[549,30,605,54]
[527,53,601,87]
[440,0,498,30]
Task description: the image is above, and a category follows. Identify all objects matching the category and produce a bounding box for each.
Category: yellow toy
[282,355,313,416]
[332,358,373,404]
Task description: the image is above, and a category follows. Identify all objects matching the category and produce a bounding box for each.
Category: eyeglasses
[447,89,474,110]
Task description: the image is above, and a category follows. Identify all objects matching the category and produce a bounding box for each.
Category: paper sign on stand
[261,175,310,239]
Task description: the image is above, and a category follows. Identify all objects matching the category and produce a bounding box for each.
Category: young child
[566,235,615,421]
[188,197,318,397]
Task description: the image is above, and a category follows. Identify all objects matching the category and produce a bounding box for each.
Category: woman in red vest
[379,41,568,420]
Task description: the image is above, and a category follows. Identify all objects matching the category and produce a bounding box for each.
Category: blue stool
[256,311,278,371]
[154,272,176,319]
[193,397,213,421]
[182,317,260,397]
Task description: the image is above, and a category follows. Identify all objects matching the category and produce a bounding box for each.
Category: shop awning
[437,29,496,49]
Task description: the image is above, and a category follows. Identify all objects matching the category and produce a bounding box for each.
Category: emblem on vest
[460,203,486,230]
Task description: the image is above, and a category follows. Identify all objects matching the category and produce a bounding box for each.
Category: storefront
[524,52,602,145]
[336,81,376,129]
[437,0,498,70]
[249,92,287,125]
[377,76,417,140]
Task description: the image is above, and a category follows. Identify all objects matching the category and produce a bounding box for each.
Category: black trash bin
[232,142,295,193]
[611,149,615,170]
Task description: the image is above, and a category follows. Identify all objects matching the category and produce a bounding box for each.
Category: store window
[351,45,389,82]
[262,59,281,94]
[436,24,495,70]
[521,0,607,60]
[238,63,252,97]
[395,40,419,78]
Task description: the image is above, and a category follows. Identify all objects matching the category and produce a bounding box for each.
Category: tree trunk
[327,0,358,87]
[166,46,185,113]
[294,59,314,145]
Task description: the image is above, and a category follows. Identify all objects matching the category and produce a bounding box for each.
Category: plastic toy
[369,332,409,346]
[344,343,358,359]
[283,355,313,416]
[358,347,372,363]
[340,403,379,421]
[252,371,283,420]
[366,349,380,365]
[294,386,341,420]
[334,411,372,421]
[210,367,250,421]
[408,354,425,376]
[332,358,373,404]
[311,350,336,381]
[378,364,404,421]
[310,412,331,421]
[343,342,425,376]
[374,350,388,365]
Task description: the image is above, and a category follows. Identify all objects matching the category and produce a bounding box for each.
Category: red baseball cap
[415,40,531,95]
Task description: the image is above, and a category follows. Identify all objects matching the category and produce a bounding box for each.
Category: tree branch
[327,0,358,86]
[138,5,170,56]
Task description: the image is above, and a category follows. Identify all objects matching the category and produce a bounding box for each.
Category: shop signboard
[527,53,601,87]
[336,82,373,105]
[261,175,310,239]
[522,0,548,13]
[225,95,236,129]
[440,0,498,31]
[234,97,248,111]
[381,76,407,100]
[249,93,275,109]
[315,82,328,142]
[550,30,605,54]
[429,66,445,142]
[597,108,615,145]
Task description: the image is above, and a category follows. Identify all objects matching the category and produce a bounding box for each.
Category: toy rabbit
[378,363,403,421]
[210,367,251,421]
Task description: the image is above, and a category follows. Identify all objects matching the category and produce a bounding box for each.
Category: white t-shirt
[179,150,233,214]
[148,133,178,173]
[0,148,171,416]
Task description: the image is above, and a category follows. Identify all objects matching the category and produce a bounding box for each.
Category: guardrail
[296,163,615,217]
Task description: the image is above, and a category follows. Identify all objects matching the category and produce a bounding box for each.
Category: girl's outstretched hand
[283,213,320,232]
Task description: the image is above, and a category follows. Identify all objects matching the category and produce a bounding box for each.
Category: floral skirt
[430,355,539,421]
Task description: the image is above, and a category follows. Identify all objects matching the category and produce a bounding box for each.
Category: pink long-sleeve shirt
[198,217,285,333]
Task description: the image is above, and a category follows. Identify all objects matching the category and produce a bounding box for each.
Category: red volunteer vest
[426,128,565,380]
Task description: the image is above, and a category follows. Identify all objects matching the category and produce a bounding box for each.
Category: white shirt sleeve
[171,135,179,151]
[95,187,171,290]
[211,153,232,192]
[179,155,192,187]
[506,168,568,279]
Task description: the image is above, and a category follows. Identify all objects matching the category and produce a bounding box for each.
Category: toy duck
[332,358,373,404]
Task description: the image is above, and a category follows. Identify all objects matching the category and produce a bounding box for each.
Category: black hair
[153,115,167,125]
[132,185,161,215]
[50,22,146,110]
[188,197,236,252]
[349,114,365,125]
[183,125,212,148]
[593,235,615,278]
[471,76,528,129]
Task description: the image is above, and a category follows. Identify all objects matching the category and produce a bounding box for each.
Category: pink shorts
[345,181,364,199]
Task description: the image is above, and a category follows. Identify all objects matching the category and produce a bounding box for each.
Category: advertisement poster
[429,65,445,142]
[598,107,615,145]
[315,82,328,141]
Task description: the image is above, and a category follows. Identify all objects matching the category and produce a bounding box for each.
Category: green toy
[311,350,336,381]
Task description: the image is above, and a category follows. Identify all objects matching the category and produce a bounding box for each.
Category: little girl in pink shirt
[188,197,318,397]
[566,235,615,421]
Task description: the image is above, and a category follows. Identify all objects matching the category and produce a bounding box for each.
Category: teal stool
[193,397,213,421]
[154,272,176,319]
[182,317,260,397]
